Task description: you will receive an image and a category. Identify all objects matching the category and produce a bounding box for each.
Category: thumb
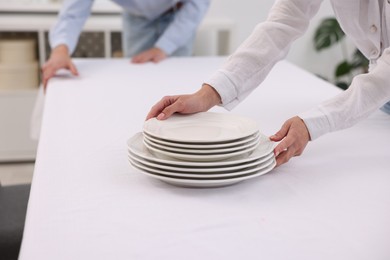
[270,120,291,142]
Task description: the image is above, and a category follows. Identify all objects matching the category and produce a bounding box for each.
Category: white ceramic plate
[143,134,261,154]
[143,137,259,162]
[129,151,274,174]
[130,158,276,188]
[128,155,274,178]
[143,131,260,149]
[143,112,259,143]
[127,132,275,167]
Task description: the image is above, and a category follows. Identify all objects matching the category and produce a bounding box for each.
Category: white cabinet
[0,90,38,162]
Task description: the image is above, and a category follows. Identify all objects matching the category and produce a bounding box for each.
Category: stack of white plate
[127,112,276,188]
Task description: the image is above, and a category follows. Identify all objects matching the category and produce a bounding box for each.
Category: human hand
[131,47,167,64]
[41,44,78,90]
[146,84,221,121]
[270,116,311,167]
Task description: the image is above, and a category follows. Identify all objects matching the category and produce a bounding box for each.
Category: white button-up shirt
[207,0,390,140]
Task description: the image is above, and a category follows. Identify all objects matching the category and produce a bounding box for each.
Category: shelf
[0,2,121,14]
[0,13,121,32]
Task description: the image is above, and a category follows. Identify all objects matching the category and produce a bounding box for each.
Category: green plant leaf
[335,61,352,77]
[351,49,369,71]
[335,81,349,90]
[314,18,345,51]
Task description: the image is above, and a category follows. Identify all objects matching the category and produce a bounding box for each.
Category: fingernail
[157,113,165,120]
[274,150,280,157]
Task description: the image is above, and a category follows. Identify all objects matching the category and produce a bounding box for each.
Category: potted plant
[313,17,369,90]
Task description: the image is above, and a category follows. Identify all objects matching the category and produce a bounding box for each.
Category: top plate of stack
[143,112,259,144]
[143,112,261,161]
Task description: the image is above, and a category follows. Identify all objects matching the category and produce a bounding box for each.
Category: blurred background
[0,0,351,185]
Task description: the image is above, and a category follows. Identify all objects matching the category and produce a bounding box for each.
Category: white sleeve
[205,0,323,110]
[300,48,390,140]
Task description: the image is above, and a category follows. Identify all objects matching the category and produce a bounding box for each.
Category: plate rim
[143,137,259,162]
[143,112,260,143]
[130,159,276,187]
[129,151,275,175]
[143,134,261,154]
[127,132,275,167]
[143,131,260,149]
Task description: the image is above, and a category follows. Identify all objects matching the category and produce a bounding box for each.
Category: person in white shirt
[146,0,390,166]
[42,0,210,88]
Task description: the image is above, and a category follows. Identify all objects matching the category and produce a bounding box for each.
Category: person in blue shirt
[42,0,210,88]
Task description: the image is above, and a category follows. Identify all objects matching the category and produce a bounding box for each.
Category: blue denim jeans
[121,11,194,57]
[380,101,390,114]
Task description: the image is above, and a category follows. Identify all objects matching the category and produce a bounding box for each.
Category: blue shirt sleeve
[155,0,211,55]
[49,0,94,54]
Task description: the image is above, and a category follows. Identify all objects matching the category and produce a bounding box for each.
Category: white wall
[204,0,343,82]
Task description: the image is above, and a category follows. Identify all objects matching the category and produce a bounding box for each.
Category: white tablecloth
[19,58,390,260]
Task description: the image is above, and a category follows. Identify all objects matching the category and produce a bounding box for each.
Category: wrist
[51,44,70,57]
[199,84,222,109]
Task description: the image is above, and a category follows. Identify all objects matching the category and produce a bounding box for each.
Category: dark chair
[0,183,31,260]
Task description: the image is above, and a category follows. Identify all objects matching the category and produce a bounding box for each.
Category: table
[19,58,390,260]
